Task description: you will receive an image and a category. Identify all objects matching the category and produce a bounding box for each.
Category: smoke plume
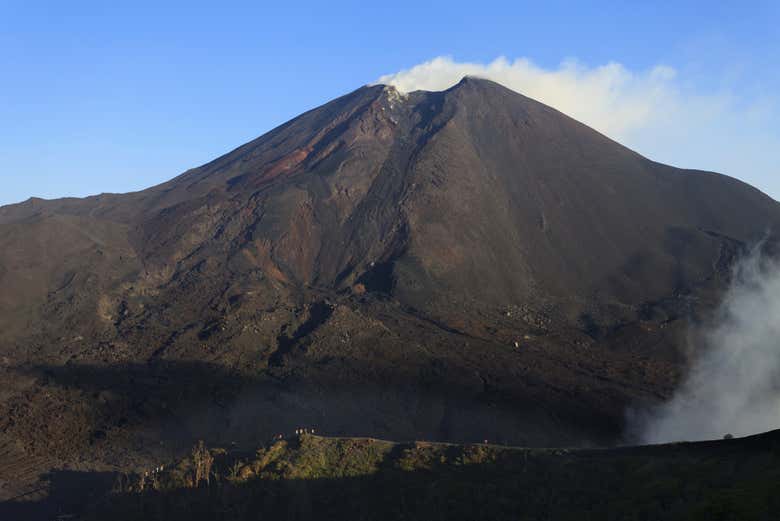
[632,244,780,443]
[376,56,780,201]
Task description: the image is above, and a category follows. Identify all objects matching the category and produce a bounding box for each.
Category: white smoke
[376,56,676,139]
[633,245,780,443]
[376,56,780,201]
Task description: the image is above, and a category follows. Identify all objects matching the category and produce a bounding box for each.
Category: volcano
[1,77,779,500]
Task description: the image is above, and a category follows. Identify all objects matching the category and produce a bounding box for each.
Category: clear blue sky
[2,1,779,206]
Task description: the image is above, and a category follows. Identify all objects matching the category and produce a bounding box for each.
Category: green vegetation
[87,431,780,520]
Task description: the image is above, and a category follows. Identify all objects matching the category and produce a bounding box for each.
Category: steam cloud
[632,246,780,443]
[376,56,780,200]
[377,56,676,139]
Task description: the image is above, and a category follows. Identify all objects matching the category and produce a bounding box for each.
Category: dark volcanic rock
[1,77,779,497]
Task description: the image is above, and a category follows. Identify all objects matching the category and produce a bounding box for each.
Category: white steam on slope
[377,56,676,139]
[634,247,780,443]
[376,56,780,200]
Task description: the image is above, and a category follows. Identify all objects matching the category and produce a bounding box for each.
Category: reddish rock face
[1,78,779,497]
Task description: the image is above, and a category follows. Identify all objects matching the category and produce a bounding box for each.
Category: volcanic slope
[1,78,779,498]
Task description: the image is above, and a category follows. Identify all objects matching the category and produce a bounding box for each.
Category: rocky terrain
[1,77,779,506]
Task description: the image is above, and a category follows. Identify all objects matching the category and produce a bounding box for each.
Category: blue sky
[1,1,779,206]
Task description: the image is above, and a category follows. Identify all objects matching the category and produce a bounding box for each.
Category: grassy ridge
[85,431,780,520]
